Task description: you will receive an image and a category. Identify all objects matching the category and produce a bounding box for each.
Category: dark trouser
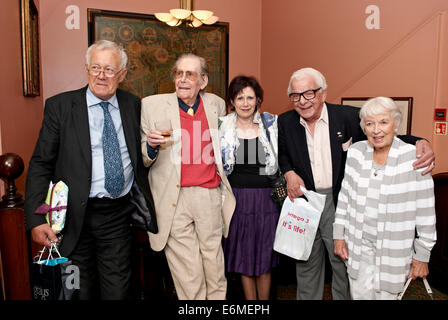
[295,188,351,300]
[70,195,134,300]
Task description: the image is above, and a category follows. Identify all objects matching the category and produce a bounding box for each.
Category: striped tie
[99,101,124,198]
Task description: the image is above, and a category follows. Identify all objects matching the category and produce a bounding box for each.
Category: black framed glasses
[289,87,322,102]
[88,64,122,78]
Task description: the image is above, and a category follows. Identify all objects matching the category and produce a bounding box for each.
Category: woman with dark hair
[219,75,280,300]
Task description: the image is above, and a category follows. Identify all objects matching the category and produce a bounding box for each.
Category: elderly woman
[333,97,437,300]
[219,75,280,300]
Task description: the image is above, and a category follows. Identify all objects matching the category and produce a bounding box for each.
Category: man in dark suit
[25,40,157,299]
[278,67,435,300]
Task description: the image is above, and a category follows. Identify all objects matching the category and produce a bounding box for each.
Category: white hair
[359,97,402,133]
[86,40,128,70]
[171,53,209,78]
[171,53,209,93]
[287,67,327,96]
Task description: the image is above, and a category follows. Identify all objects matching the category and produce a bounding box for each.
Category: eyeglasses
[174,70,200,81]
[88,65,122,78]
[289,87,322,102]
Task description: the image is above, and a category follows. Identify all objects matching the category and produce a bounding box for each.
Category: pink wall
[261,0,448,174]
[39,0,262,100]
[0,0,44,193]
[2,0,447,200]
[1,0,262,196]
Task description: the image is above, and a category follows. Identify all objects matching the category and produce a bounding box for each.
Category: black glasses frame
[289,87,322,102]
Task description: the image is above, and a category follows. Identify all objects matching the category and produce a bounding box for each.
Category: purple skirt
[223,188,280,276]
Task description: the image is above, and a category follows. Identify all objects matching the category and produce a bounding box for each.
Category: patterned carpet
[276,281,448,300]
[269,255,448,300]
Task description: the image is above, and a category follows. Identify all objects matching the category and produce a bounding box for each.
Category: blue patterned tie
[100,101,124,198]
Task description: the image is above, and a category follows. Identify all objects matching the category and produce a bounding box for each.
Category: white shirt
[299,103,333,189]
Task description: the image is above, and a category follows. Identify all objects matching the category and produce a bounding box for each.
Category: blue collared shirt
[177,95,200,114]
[86,88,134,198]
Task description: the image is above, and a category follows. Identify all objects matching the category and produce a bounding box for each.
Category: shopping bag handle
[397,278,434,300]
[299,185,309,199]
[297,186,327,214]
[35,241,63,265]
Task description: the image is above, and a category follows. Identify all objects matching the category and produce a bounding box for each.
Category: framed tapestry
[341,97,413,135]
[87,9,229,99]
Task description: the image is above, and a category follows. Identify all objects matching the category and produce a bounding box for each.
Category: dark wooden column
[0,153,31,299]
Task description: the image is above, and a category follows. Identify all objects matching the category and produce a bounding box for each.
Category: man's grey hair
[359,96,402,134]
[86,40,128,70]
[287,67,328,96]
[171,53,209,93]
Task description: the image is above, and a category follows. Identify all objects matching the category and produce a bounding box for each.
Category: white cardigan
[333,137,436,294]
[219,111,278,176]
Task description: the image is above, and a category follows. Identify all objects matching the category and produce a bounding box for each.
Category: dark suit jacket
[278,102,418,207]
[25,86,157,257]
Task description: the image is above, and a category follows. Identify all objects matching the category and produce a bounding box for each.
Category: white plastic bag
[273,186,326,261]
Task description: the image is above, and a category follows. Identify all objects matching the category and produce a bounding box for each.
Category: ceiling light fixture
[155,0,219,27]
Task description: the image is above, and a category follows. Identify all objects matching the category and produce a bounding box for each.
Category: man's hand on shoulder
[413,139,435,175]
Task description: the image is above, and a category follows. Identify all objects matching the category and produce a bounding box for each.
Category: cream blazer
[141,92,236,252]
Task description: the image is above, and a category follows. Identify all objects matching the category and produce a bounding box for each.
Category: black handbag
[260,114,287,211]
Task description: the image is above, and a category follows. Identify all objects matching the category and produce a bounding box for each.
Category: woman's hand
[334,239,349,261]
[408,259,429,280]
[284,170,305,201]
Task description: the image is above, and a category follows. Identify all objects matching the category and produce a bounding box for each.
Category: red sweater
[179,99,221,188]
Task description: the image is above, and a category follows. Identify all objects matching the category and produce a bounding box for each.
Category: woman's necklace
[372,162,384,177]
[373,167,380,177]
[373,150,388,176]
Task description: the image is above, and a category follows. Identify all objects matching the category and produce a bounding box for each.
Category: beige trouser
[164,186,226,300]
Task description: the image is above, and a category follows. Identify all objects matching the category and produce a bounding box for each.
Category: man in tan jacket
[141,54,235,300]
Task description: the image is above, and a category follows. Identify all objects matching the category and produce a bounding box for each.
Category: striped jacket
[333,137,436,294]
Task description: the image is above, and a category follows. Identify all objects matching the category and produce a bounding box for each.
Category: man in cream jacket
[141,54,235,300]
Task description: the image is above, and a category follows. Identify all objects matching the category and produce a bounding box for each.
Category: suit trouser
[164,186,226,300]
[295,188,351,300]
[69,195,134,300]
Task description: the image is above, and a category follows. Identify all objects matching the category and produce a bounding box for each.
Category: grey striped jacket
[333,137,436,294]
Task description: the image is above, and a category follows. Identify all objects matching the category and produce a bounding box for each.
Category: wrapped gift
[34,181,69,234]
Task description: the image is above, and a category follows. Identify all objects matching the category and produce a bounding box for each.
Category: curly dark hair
[226,75,264,111]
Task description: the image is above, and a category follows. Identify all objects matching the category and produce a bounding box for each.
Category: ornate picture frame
[341,97,413,135]
[20,0,40,97]
[87,9,229,99]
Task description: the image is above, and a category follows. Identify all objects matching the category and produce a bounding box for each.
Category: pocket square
[342,137,352,151]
